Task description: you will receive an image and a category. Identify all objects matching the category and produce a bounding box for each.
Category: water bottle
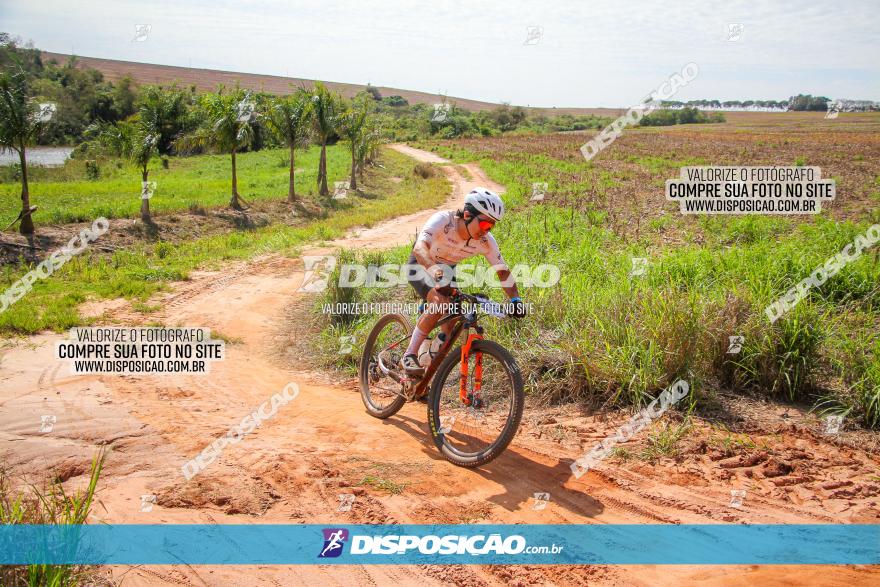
[429,332,446,358]
[417,338,433,367]
[418,333,446,368]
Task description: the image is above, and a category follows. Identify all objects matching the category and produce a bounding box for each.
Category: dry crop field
[422,111,880,241]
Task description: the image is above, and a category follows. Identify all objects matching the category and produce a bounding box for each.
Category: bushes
[412,162,436,179]
[518,114,609,133]
[84,159,100,179]
[638,107,725,126]
[370,99,613,141]
[323,248,361,326]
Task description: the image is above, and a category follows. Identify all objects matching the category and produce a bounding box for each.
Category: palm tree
[123,123,159,223]
[310,82,343,198]
[137,85,189,156]
[177,86,254,210]
[125,86,194,222]
[338,93,371,191]
[264,90,312,205]
[355,121,383,182]
[0,68,53,236]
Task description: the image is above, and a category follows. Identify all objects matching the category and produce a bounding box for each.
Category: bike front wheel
[427,339,524,467]
[359,313,411,419]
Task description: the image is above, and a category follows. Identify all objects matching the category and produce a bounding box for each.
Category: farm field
[420,111,880,234]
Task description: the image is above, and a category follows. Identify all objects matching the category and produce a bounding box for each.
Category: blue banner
[1,524,877,565]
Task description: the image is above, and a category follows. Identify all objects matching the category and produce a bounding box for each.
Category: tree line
[0,34,611,237]
[0,34,139,145]
[0,34,607,148]
[1,66,382,232]
[638,107,725,126]
[660,95,880,112]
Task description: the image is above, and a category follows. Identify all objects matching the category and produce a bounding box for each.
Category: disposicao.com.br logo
[318,528,349,558]
[319,528,562,557]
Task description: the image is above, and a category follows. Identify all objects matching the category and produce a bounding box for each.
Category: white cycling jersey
[416,211,508,269]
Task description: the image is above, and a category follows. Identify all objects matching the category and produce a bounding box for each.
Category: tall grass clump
[317,246,415,370]
[728,304,825,402]
[821,326,880,427]
[0,450,108,587]
[323,248,362,326]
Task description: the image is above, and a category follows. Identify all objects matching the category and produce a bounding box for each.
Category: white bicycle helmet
[464,187,505,222]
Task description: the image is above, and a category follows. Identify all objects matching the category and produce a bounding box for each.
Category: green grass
[0,450,106,586]
[0,147,449,335]
[639,421,692,461]
[0,145,350,224]
[318,142,880,428]
[820,323,880,427]
[358,475,408,495]
[708,424,767,454]
[610,447,634,462]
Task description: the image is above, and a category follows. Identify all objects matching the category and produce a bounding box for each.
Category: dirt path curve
[0,145,874,586]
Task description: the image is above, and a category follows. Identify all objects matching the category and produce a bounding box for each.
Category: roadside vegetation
[319,123,880,430]
[0,450,107,586]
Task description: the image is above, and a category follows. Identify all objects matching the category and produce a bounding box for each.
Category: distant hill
[40,51,623,117]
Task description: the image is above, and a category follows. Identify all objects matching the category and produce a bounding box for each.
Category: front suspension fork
[459,331,484,407]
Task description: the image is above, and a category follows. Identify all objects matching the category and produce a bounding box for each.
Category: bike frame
[364,291,522,468]
[376,294,485,401]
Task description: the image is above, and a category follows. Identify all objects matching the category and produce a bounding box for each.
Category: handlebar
[451,290,507,318]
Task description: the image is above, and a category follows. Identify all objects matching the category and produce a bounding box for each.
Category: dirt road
[1,145,877,586]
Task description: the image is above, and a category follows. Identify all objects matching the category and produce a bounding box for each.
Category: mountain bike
[359,290,524,468]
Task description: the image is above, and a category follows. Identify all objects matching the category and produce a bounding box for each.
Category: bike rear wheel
[359,313,411,419]
[427,339,524,467]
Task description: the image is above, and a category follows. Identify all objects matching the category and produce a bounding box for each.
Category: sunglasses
[477,218,495,232]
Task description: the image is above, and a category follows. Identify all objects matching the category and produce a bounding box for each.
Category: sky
[2,0,878,108]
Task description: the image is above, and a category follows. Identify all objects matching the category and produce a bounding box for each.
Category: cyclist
[401,187,526,375]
